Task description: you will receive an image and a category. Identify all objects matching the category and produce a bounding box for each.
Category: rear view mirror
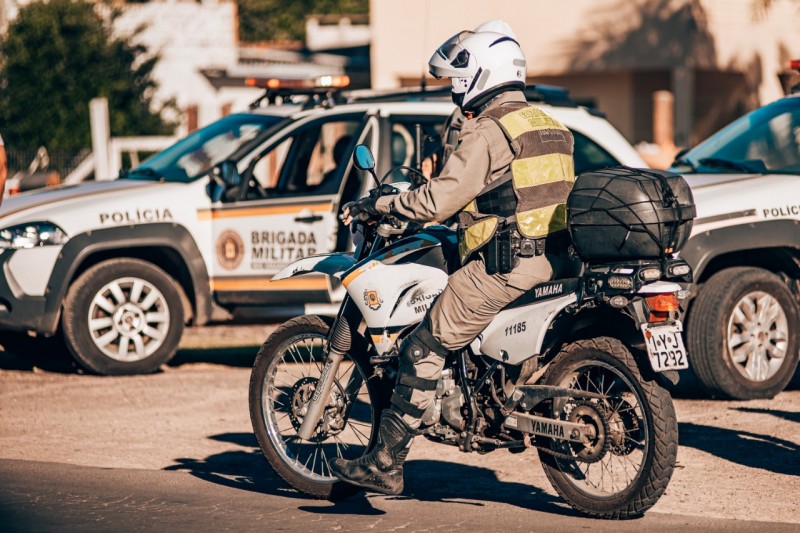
[353,144,375,171]
[218,161,240,185]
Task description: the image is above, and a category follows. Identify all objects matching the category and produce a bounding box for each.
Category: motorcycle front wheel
[249,315,385,499]
[537,337,678,519]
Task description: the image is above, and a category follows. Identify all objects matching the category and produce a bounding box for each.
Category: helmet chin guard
[429,30,526,113]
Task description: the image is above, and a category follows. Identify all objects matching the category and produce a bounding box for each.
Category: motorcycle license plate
[641,322,689,372]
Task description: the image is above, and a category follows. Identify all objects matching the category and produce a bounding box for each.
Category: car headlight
[0,222,70,249]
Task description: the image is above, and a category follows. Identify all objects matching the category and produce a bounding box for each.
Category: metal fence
[5,147,91,181]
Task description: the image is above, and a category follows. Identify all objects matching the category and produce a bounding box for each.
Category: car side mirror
[353,144,375,171]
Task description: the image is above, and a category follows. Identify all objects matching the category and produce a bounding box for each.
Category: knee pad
[391,321,450,419]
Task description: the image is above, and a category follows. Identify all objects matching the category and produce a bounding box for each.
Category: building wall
[113,0,260,133]
[371,0,800,145]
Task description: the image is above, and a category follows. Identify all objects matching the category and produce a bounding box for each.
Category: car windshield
[125,114,286,183]
[671,97,800,175]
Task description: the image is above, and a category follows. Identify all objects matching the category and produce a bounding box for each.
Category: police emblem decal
[216,230,244,270]
[364,289,383,311]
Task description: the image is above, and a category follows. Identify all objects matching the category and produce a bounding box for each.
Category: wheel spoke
[756,295,771,324]
[139,289,160,311]
[728,332,747,349]
[93,294,117,315]
[730,344,751,364]
[129,280,144,306]
[118,336,130,359]
[739,297,757,323]
[144,312,169,324]
[108,282,126,306]
[94,329,118,348]
[130,333,146,357]
[89,317,114,331]
[764,299,781,324]
[142,325,166,341]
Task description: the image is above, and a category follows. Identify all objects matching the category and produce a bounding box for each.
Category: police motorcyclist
[330,28,576,495]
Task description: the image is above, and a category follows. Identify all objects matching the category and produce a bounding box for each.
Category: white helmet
[428,30,526,113]
[473,19,517,40]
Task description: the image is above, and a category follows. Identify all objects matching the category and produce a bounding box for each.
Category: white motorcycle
[249,145,693,518]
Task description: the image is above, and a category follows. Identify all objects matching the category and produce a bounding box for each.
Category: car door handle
[295,209,323,223]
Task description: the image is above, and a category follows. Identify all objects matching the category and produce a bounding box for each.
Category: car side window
[247,117,363,199]
[385,117,444,184]
[572,130,619,175]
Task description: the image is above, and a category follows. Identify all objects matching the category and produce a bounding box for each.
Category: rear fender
[272,253,357,281]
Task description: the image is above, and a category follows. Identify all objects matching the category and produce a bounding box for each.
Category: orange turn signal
[645,293,680,312]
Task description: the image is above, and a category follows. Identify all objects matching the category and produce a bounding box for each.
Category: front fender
[272,252,357,281]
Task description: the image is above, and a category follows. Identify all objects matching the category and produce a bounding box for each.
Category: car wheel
[62,258,185,375]
[687,267,800,399]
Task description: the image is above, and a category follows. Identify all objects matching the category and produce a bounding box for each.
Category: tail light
[645,293,680,322]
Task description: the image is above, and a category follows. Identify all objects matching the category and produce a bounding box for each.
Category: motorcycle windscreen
[271,252,357,281]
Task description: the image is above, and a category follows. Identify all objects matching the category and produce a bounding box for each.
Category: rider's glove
[342,196,380,222]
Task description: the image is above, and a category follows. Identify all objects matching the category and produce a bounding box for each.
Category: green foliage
[0,0,175,151]
[238,0,368,43]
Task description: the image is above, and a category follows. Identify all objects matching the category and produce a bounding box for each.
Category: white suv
[672,92,800,399]
[0,86,645,374]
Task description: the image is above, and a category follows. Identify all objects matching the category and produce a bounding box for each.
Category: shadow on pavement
[168,346,260,369]
[678,421,799,476]
[732,406,800,424]
[0,347,77,374]
[165,432,575,517]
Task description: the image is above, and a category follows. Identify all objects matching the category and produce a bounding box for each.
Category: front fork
[297,296,361,441]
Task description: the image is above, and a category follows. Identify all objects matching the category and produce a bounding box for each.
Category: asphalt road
[2,458,797,533]
[1,324,799,532]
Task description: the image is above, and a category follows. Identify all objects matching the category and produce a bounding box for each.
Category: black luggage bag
[567,166,696,262]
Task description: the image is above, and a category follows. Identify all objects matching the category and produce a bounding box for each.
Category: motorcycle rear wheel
[249,315,385,499]
[537,337,678,519]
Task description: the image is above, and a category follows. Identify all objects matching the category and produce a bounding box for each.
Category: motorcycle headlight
[0,222,70,250]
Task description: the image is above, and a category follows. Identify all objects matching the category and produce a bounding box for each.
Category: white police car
[672,76,800,400]
[0,82,644,374]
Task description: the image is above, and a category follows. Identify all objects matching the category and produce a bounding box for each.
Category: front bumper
[0,249,60,335]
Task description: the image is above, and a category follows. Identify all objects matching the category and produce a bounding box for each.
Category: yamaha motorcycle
[249,145,692,518]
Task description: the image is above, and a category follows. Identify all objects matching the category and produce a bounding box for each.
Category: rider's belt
[513,232,546,257]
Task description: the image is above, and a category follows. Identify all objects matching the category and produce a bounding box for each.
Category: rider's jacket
[457,102,574,263]
[374,90,574,266]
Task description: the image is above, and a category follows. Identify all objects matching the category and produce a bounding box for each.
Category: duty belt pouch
[485,224,516,275]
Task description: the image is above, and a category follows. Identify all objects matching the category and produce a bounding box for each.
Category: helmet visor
[428,30,478,79]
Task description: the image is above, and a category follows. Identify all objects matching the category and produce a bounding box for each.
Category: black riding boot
[328,409,414,495]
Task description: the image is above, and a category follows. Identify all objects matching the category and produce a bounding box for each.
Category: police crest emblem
[364,289,383,311]
[216,230,244,270]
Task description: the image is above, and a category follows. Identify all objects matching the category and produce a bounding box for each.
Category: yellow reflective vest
[457,103,575,263]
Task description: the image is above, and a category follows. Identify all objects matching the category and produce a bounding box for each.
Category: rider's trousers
[395,252,568,427]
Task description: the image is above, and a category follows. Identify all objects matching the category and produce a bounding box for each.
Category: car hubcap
[88,277,171,362]
[727,291,788,382]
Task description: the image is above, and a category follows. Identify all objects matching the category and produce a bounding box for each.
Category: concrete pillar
[672,66,694,148]
[90,98,112,181]
[653,90,675,148]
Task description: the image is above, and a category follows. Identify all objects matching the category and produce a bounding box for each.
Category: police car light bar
[245,75,350,89]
